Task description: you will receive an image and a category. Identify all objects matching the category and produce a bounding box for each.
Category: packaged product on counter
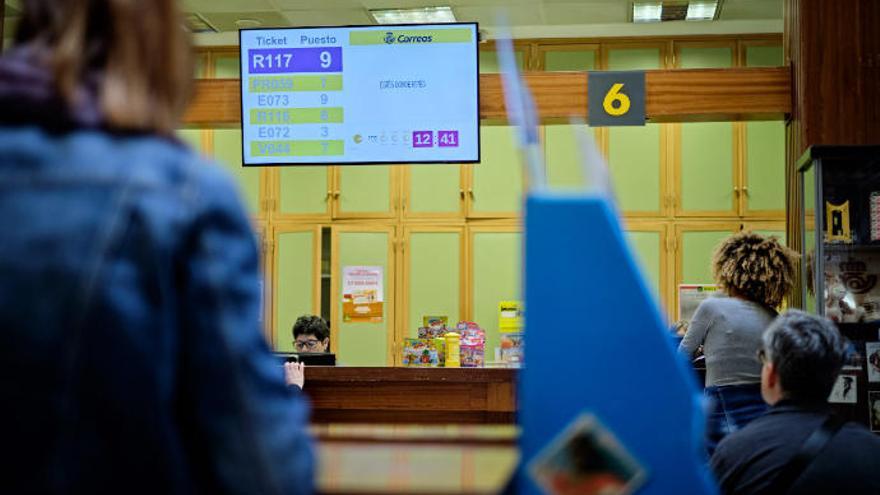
[434,337,446,366]
[498,301,524,332]
[500,332,525,365]
[418,315,450,339]
[461,344,485,368]
[456,321,486,347]
[445,332,461,368]
[418,326,448,339]
[423,315,448,328]
[402,338,439,367]
[452,321,486,367]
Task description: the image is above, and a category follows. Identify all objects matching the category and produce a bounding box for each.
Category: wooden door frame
[270,223,323,350]
[332,166,401,220]
[622,219,673,318]
[673,221,741,317]
[671,39,739,69]
[396,225,468,366]
[738,38,788,67]
[465,223,523,323]
[465,121,528,220]
[479,39,538,71]
[738,120,788,219]
[535,42,601,71]
[669,121,740,218]
[268,166,334,222]
[670,40,740,219]
[741,220,787,235]
[599,40,671,71]
[331,224,398,365]
[401,165,468,220]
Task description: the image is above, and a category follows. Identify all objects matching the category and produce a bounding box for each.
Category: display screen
[238,23,479,166]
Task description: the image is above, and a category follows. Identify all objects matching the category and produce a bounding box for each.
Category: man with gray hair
[711,310,880,495]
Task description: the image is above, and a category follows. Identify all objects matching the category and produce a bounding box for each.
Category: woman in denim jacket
[0,1,313,493]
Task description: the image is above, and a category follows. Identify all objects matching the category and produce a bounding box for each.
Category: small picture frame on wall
[871,192,880,242]
[842,340,865,371]
[828,374,858,404]
[825,200,851,243]
[869,392,880,433]
[867,342,880,383]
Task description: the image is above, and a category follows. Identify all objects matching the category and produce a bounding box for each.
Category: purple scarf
[0,44,104,130]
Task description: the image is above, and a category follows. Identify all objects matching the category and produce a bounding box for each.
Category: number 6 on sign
[587,71,645,127]
[603,83,631,116]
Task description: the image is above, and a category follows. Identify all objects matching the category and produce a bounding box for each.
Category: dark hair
[15,0,193,134]
[762,310,846,402]
[292,315,329,341]
[712,231,799,309]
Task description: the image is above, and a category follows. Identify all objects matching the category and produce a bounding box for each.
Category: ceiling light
[633,1,720,23]
[370,6,457,25]
[632,3,663,23]
[686,1,719,21]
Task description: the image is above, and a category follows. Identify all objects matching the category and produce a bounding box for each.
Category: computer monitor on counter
[276,352,336,366]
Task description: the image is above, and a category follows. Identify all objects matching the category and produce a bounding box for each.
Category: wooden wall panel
[786,0,880,153]
[184,79,243,128]
[0,0,5,45]
[784,0,880,306]
[184,68,790,126]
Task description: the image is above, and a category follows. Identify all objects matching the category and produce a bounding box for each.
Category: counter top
[312,423,519,445]
[305,366,516,383]
[302,367,518,425]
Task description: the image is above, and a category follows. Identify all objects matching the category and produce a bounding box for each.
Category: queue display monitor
[239,23,479,166]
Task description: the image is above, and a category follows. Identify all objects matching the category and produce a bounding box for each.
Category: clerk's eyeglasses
[295,339,321,351]
[757,348,768,364]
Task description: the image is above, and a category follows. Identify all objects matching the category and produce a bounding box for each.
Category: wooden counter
[317,442,518,495]
[302,367,518,425]
[314,423,520,495]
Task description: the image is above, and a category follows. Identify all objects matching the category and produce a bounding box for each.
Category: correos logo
[383,31,434,44]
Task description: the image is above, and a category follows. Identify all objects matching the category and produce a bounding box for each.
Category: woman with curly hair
[679,231,798,455]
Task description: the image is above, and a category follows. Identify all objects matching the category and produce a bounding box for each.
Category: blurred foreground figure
[0,1,313,493]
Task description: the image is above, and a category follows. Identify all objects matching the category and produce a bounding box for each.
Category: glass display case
[799,145,880,432]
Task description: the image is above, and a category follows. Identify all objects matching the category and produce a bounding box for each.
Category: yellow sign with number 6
[603,83,631,116]
[588,71,644,126]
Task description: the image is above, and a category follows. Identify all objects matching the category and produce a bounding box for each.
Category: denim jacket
[0,50,313,494]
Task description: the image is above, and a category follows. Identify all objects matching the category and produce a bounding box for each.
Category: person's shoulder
[115,133,245,213]
[120,134,228,185]
[719,415,771,447]
[720,410,789,450]
[696,294,729,312]
[706,294,770,314]
[711,411,794,481]
[837,422,880,451]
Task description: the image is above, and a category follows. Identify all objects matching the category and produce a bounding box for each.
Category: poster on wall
[828,374,858,404]
[824,251,880,323]
[866,342,880,383]
[871,192,880,242]
[499,300,524,333]
[869,392,880,433]
[678,285,718,322]
[342,266,384,323]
